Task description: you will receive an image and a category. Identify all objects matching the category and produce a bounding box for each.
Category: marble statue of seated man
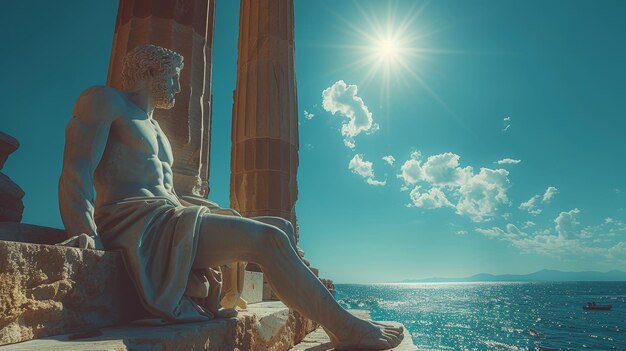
[58,44,403,350]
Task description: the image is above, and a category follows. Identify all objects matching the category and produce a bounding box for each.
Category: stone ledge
[1,301,317,351]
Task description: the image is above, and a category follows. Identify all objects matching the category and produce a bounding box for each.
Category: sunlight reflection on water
[336,282,626,351]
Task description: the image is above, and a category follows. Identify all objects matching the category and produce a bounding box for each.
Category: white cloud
[397,151,424,185]
[475,222,602,257]
[421,153,473,188]
[496,158,521,165]
[367,178,387,186]
[502,116,511,132]
[519,186,558,215]
[542,186,558,203]
[349,154,374,178]
[322,80,374,148]
[475,215,626,261]
[456,230,468,235]
[455,168,511,222]
[382,155,395,166]
[475,224,526,240]
[397,151,513,222]
[608,242,626,261]
[519,195,542,215]
[409,186,453,209]
[303,110,315,120]
[348,154,386,186]
[366,123,380,135]
[555,208,581,238]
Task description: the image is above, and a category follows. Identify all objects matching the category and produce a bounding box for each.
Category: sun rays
[325,0,455,116]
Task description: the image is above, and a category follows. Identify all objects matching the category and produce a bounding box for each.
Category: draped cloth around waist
[94,196,210,322]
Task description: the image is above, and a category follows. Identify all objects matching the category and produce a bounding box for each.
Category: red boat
[583,302,612,311]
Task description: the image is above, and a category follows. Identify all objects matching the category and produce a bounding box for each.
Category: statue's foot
[326,318,404,350]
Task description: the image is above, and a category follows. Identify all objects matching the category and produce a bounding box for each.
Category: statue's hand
[56,233,104,250]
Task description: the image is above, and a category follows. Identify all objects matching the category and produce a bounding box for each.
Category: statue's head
[121,44,184,109]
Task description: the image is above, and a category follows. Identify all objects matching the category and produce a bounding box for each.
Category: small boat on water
[583,302,612,311]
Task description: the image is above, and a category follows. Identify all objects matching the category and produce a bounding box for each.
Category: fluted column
[230,0,300,242]
[107,0,215,196]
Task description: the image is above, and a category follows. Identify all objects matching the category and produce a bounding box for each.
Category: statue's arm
[58,86,119,238]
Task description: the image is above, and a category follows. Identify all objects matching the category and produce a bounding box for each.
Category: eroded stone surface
[1,301,317,351]
[0,240,142,346]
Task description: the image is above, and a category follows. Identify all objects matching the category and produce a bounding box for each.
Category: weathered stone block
[0,240,142,346]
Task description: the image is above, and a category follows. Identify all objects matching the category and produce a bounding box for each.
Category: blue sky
[2,1,625,283]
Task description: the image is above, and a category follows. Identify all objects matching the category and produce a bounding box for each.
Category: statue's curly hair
[121,44,183,89]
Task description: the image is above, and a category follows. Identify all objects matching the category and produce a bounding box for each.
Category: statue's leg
[250,216,310,266]
[193,214,403,350]
[250,216,297,249]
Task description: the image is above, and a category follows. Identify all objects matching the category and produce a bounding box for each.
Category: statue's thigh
[195,213,271,267]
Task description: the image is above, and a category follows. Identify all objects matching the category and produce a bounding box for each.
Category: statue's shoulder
[74,86,127,122]
[76,85,125,106]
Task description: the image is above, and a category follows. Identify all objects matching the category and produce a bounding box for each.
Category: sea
[335,282,626,351]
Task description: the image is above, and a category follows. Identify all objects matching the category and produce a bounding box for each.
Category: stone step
[0,239,264,346]
[1,301,317,351]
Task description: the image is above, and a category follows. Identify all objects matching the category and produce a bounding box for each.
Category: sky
[1,1,625,283]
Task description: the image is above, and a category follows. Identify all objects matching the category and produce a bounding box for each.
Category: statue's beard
[152,77,175,109]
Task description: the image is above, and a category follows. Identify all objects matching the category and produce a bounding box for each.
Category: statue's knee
[259,225,291,251]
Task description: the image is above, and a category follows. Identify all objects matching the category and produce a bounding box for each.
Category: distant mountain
[400,269,626,283]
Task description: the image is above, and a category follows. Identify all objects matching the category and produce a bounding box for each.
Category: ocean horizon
[336,281,625,351]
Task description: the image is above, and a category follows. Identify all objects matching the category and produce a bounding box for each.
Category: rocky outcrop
[0,132,24,222]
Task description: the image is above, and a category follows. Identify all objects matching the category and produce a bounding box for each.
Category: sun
[326,1,454,115]
[376,38,400,61]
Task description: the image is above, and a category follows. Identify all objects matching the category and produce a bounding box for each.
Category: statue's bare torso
[94,94,178,208]
[58,85,181,236]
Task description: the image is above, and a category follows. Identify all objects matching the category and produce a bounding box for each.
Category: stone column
[107,0,215,196]
[230,0,300,242]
